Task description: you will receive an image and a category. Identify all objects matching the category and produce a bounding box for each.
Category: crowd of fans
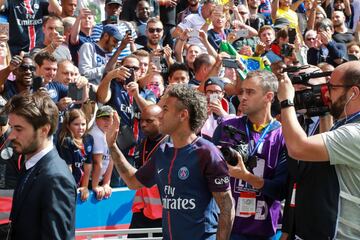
[0,0,360,239]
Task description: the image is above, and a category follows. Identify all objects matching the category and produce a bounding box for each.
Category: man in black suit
[2,91,76,240]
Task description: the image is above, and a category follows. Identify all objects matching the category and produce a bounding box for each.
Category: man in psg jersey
[0,0,62,55]
[110,84,235,240]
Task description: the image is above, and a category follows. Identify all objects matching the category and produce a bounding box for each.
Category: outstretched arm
[109,144,143,189]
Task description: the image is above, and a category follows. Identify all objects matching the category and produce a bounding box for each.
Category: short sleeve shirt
[321,123,360,239]
[89,124,110,177]
[136,137,230,239]
[4,0,49,55]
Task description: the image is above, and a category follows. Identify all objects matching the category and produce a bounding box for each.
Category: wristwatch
[280,99,295,109]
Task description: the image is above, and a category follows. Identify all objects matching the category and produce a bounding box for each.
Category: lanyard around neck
[245,119,274,156]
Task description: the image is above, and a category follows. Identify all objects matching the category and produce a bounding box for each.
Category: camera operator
[274,63,340,240]
[213,70,287,239]
[277,60,360,239]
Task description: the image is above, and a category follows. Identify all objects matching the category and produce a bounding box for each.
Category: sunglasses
[306,37,316,41]
[148,28,163,33]
[124,65,140,71]
[19,65,36,72]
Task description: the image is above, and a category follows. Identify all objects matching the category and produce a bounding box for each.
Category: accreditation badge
[236,191,256,217]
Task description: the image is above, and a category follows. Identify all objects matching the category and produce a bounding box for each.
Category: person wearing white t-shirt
[89,105,117,200]
[172,0,216,52]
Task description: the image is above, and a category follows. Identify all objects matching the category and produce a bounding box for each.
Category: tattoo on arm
[212,190,235,240]
[109,145,143,189]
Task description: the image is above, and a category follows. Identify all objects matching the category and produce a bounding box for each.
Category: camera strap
[245,119,275,157]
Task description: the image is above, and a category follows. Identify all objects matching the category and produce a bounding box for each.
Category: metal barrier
[75,227,163,240]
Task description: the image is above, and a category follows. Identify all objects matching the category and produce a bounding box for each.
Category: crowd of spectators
[0,0,360,239]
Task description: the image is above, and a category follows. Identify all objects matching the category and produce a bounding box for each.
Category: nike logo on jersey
[157,168,164,174]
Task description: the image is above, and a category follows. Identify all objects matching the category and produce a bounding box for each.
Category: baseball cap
[103,24,122,41]
[273,18,290,30]
[205,77,225,91]
[105,0,122,5]
[96,105,114,118]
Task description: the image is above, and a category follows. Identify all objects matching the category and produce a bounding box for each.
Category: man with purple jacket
[213,70,287,240]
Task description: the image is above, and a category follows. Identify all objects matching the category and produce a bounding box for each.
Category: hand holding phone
[222,58,239,69]
[68,82,83,101]
[209,93,219,103]
[32,76,43,92]
[125,68,135,85]
[151,56,162,71]
[288,28,297,44]
[55,26,64,36]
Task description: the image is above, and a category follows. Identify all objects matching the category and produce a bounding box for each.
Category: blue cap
[103,24,122,41]
[205,77,225,91]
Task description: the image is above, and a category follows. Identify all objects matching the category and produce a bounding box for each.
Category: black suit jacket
[10,148,77,240]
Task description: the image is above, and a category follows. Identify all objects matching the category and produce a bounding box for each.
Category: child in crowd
[88,105,117,200]
[57,109,94,201]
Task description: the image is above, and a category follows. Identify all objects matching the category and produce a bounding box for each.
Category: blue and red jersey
[136,137,230,240]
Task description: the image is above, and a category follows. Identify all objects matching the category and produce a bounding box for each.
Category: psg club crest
[178,166,189,180]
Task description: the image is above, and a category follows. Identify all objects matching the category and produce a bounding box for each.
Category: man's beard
[11,132,39,155]
[333,22,342,28]
[148,38,160,45]
[329,93,347,120]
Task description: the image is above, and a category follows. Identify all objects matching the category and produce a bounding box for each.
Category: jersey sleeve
[199,144,231,192]
[321,123,360,166]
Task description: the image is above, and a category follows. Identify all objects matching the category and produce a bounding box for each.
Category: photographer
[277,60,360,239]
[213,70,287,239]
[276,64,339,240]
[97,54,156,187]
[307,18,347,67]
[0,52,33,100]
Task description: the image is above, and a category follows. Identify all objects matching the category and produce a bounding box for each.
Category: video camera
[282,66,332,116]
[219,125,258,171]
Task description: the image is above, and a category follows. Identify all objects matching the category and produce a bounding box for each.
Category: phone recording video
[125,68,135,85]
[222,58,239,69]
[281,44,294,57]
[209,93,219,103]
[68,83,83,101]
[151,56,162,71]
[288,28,297,44]
[32,76,43,92]
[56,26,64,36]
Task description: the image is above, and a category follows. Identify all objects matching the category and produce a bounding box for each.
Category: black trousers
[128,210,162,238]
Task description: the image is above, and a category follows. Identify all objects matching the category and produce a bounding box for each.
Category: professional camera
[219,125,258,171]
[283,66,332,116]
